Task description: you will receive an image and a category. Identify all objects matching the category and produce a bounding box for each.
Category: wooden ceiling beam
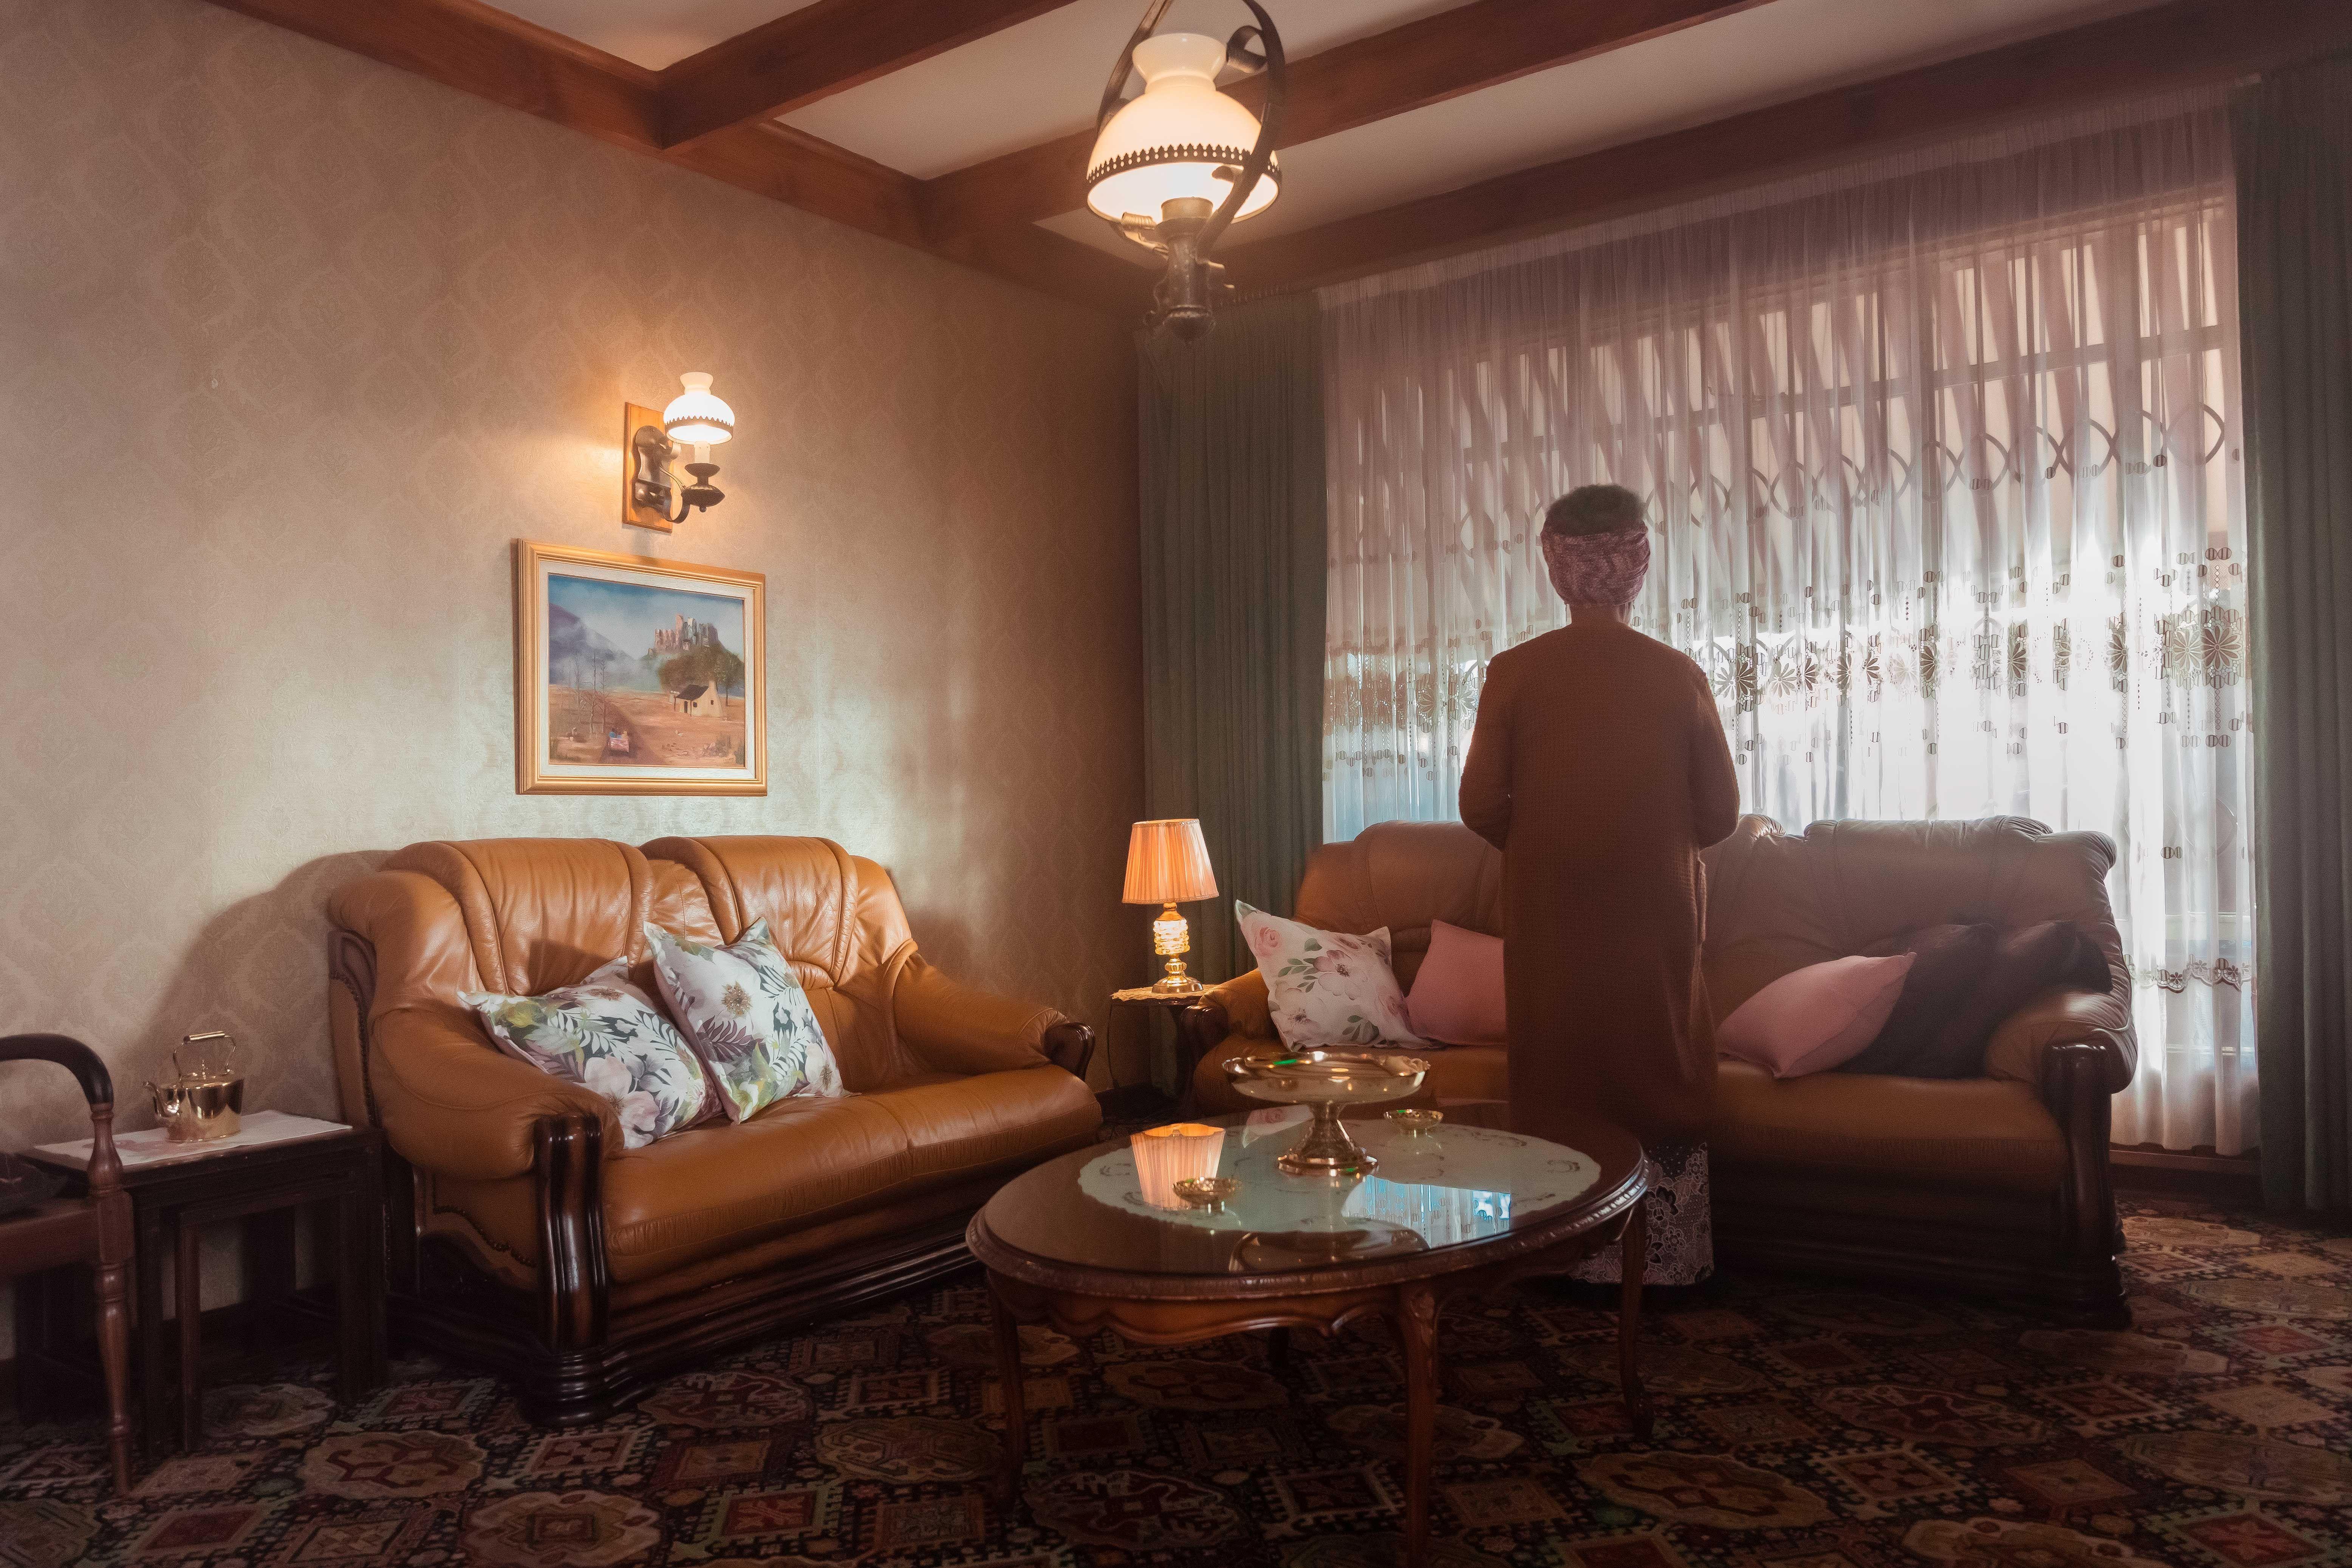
[1222,0,2352,295]
[672,123,1153,312]
[206,0,665,150]
[198,0,1139,314]
[659,0,1072,151]
[920,0,1769,241]
[666,122,928,250]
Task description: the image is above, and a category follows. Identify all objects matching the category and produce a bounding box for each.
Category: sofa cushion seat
[1712,1059,2064,1192]
[602,1065,1098,1282]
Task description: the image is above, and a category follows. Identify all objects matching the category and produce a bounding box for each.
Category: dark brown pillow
[1839,919,2111,1079]
[1835,923,1998,1077]
[2056,923,2117,994]
[0,1152,63,1218]
[1918,920,2113,1078]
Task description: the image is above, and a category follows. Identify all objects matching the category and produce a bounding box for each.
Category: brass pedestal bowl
[1221,1050,1429,1177]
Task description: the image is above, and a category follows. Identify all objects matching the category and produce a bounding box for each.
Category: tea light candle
[1131,1122,1226,1210]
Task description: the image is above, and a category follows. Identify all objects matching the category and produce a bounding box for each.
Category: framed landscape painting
[513,540,766,795]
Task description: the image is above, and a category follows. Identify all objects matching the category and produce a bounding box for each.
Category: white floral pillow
[644,919,845,1121]
[1236,901,1425,1049]
[462,960,712,1149]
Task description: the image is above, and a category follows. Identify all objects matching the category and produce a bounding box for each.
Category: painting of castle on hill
[513,540,765,795]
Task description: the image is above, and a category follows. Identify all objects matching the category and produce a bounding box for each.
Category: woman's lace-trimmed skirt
[1567,1140,1711,1286]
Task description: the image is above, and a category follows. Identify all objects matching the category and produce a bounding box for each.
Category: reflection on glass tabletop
[979,1108,1617,1278]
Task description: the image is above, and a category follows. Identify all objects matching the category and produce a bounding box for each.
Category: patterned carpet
[5,1194,2351,1568]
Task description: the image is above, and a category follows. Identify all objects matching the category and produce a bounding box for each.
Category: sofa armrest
[1207,970,1276,1036]
[370,1005,618,1182]
[892,954,1068,1077]
[1179,970,1273,1065]
[1041,1020,1096,1080]
[1984,989,2134,1094]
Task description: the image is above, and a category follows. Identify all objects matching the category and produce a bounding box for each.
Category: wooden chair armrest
[0,1034,123,1194]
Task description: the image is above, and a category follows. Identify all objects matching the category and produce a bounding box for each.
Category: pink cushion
[1405,921,1507,1045]
[1716,953,1916,1079]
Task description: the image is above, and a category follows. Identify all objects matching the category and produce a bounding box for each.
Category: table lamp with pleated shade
[1122,819,1219,994]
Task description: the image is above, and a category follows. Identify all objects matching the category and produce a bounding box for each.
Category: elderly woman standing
[1458,484,1740,1285]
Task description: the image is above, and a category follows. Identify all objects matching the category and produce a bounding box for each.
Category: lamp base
[1150,906,1201,994]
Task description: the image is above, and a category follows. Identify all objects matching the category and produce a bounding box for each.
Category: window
[1321,103,2251,1152]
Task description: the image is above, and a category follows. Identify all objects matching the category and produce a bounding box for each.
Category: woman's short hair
[1542,484,1645,538]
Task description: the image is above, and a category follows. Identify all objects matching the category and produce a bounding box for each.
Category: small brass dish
[1173,1176,1239,1211]
[1385,1108,1444,1136]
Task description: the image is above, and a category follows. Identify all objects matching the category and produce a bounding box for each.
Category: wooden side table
[1107,985,1209,1100]
[28,1126,386,1457]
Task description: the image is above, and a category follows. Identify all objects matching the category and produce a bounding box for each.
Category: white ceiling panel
[492,0,823,71]
[1041,0,2170,263]
[483,0,2179,279]
[778,0,1473,179]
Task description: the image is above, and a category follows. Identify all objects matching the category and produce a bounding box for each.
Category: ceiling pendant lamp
[1085,0,1286,340]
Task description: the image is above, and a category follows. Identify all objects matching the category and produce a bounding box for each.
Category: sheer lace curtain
[1321,98,2253,1153]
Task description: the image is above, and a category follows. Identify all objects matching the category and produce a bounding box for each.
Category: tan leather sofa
[327,835,1100,1422]
[1184,816,2132,1322]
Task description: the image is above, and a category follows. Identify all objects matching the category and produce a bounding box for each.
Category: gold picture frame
[513,539,766,796]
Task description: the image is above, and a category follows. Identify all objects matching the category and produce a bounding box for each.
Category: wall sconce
[623,373,735,531]
[1085,0,1286,340]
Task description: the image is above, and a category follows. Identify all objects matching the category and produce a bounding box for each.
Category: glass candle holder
[1131,1122,1227,1210]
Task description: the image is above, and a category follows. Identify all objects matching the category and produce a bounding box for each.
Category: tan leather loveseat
[328,835,1100,1422]
[1185,816,2133,1321]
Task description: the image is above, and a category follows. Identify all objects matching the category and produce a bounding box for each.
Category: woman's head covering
[1541,527,1651,607]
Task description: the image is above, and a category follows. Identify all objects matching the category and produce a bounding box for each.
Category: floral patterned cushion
[1236,901,1425,1049]
[644,919,845,1122]
[461,961,712,1149]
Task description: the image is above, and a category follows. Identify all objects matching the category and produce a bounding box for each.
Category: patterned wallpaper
[0,0,1148,1160]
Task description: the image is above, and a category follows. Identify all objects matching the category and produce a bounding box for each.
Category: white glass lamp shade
[1085,33,1279,229]
[1130,1122,1227,1210]
[663,372,734,447]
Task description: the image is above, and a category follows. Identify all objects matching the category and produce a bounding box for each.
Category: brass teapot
[148,1031,246,1142]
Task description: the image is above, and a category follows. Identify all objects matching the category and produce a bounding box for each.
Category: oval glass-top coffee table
[968,1108,1648,1567]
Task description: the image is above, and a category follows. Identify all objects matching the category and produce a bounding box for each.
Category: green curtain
[1137,295,1326,990]
[2238,53,2352,1212]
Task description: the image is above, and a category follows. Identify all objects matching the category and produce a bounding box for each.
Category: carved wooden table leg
[175,1216,204,1452]
[135,1202,168,1458]
[1617,1202,1652,1440]
[14,1271,56,1424]
[95,1246,134,1492]
[244,1209,297,1353]
[1396,1281,1439,1568]
[987,1274,1027,1501]
[346,1153,388,1398]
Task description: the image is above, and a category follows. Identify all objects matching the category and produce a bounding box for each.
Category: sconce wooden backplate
[622,402,675,532]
